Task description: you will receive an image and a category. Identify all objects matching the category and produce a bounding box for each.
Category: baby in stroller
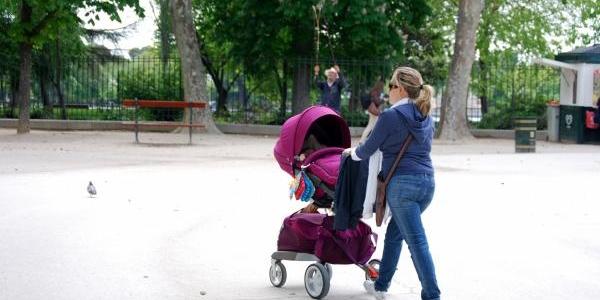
[298,134,323,162]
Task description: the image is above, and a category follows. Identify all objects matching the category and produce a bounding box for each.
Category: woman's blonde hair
[390,66,433,116]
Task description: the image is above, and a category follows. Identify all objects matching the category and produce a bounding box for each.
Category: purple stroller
[271,106,380,299]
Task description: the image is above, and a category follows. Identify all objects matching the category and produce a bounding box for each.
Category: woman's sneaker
[363,280,386,300]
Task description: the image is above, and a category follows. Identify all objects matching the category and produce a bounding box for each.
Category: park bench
[122,98,207,144]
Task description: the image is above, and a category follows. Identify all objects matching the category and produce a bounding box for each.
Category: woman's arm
[353,112,391,160]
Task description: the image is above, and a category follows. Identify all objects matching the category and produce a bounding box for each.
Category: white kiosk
[534,44,600,143]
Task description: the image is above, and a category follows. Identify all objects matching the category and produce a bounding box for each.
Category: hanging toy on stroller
[271,105,381,299]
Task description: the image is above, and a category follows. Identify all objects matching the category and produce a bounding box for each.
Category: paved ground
[1,129,599,300]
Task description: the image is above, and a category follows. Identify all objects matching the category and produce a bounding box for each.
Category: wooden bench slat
[122,121,205,128]
[122,99,207,109]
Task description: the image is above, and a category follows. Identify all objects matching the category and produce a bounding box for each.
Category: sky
[79,0,157,56]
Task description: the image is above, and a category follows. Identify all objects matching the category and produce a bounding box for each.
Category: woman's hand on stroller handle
[342,147,353,156]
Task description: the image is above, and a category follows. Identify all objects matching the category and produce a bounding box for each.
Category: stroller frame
[271,106,380,299]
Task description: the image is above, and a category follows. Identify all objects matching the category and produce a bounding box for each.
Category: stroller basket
[270,212,380,299]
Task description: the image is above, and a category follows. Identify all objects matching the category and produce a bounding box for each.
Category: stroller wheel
[325,263,333,279]
[304,263,331,299]
[269,261,287,288]
[365,259,382,281]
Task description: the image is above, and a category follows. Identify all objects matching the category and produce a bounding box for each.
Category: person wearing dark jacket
[344,66,439,300]
[314,65,346,112]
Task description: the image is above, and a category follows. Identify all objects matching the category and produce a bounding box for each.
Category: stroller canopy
[274,105,351,175]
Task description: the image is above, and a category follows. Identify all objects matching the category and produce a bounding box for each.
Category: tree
[473,0,600,115]
[170,0,220,133]
[437,0,484,141]
[9,0,143,134]
[323,0,431,110]
[428,0,600,119]
[155,0,173,63]
[203,0,431,114]
[192,0,243,116]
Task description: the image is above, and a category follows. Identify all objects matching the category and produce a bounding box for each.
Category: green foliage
[195,0,432,87]
[469,0,600,62]
[468,49,559,130]
[117,62,181,101]
[0,5,19,75]
[6,0,144,47]
[154,0,174,62]
[426,0,599,86]
[234,0,430,62]
[477,94,551,130]
[476,102,512,130]
[340,108,368,127]
[117,59,184,121]
[0,107,17,118]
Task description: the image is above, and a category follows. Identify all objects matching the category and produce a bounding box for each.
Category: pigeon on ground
[87,181,97,197]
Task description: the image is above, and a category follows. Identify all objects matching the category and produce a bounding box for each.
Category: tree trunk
[437,0,484,141]
[158,0,171,63]
[199,49,230,116]
[291,62,310,114]
[170,0,220,133]
[17,2,33,134]
[216,87,228,115]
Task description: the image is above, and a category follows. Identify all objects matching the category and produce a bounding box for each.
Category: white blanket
[362,150,390,222]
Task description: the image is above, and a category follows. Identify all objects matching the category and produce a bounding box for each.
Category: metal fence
[0,56,559,129]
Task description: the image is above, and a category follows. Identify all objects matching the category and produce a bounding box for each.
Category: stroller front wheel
[269,260,287,288]
[304,263,331,299]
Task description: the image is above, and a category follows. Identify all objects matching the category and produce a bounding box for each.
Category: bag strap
[327,230,360,264]
[383,135,412,185]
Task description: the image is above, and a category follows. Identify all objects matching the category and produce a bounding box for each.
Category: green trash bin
[514,117,537,153]
[559,105,585,144]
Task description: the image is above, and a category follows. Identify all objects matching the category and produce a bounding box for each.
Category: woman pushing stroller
[344,66,440,300]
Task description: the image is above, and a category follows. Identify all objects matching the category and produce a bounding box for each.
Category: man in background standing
[314,64,346,113]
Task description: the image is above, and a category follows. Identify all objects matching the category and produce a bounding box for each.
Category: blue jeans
[374,174,440,300]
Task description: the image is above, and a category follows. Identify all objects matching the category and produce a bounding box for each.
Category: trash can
[559,105,585,144]
[514,117,537,153]
[546,104,560,142]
